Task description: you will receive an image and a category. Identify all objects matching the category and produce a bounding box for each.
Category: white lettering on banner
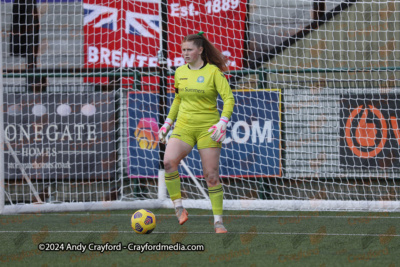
[61,126,73,141]
[252,120,272,143]
[122,53,135,67]
[224,120,273,144]
[88,125,97,141]
[222,51,237,67]
[34,125,43,141]
[148,57,158,67]
[74,124,86,141]
[231,121,250,144]
[170,3,196,17]
[47,124,58,141]
[174,57,185,66]
[21,148,57,157]
[100,47,111,65]
[9,162,72,169]
[88,46,99,63]
[170,3,180,16]
[89,46,134,67]
[87,46,185,67]
[111,50,122,67]
[4,125,97,142]
[136,55,147,67]
[170,0,240,17]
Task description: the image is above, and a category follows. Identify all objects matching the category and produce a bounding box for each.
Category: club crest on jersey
[197,76,205,83]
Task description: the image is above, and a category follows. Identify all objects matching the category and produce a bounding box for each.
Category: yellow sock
[208,184,223,216]
[165,171,181,201]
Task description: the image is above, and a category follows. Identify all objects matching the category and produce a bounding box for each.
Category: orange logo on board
[345,105,388,158]
[134,118,159,150]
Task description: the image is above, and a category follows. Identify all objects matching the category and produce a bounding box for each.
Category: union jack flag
[125,11,159,38]
[83,3,160,37]
[83,3,118,31]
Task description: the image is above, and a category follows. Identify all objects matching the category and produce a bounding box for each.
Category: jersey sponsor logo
[197,76,205,83]
[184,87,205,93]
[179,78,188,80]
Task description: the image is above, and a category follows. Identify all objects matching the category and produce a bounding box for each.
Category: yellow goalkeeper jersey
[167,63,235,128]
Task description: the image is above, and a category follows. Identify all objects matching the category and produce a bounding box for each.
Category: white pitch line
[10,213,400,219]
[0,231,399,237]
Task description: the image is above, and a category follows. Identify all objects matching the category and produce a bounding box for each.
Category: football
[131,209,156,234]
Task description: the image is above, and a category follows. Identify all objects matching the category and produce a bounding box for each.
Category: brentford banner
[83,0,247,71]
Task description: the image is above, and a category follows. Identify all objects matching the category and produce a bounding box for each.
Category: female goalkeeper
[158,32,235,234]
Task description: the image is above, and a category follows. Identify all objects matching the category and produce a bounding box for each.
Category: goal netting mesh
[1,0,400,213]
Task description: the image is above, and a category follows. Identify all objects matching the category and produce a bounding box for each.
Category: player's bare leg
[164,138,193,225]
[199,147,227,233]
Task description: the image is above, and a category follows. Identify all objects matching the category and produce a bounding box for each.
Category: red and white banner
[168,0,247,69]
[83,0,247,73]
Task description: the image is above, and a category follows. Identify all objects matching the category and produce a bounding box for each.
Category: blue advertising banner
[128,89,281,178]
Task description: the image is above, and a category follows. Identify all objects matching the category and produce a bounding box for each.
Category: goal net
[1,0,400,214]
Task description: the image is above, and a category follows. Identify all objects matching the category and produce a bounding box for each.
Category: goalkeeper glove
[208,117,229,143]
[158,118,173,144]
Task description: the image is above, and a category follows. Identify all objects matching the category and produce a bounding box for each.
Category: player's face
[182,41,203,64]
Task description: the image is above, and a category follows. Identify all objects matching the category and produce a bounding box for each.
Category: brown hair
[182,34,228,72]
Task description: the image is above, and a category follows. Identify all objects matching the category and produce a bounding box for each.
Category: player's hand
[208,117,229,143]
[158,118,173,144]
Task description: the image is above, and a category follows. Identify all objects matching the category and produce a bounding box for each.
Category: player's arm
[215,69,235,120]
[159,72,182,144]
[159,91,180,144]
[208,69,235,142]
[166,89,181,122]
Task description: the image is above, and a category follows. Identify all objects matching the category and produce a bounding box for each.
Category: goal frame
[2,0,400,215]
[2,199,400,214]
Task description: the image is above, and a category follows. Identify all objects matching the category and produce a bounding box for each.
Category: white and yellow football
[131,209,156,234]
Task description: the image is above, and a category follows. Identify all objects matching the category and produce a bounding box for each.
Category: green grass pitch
[0,209,399,266]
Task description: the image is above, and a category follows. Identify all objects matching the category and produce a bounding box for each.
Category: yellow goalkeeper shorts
[170,126,222,149]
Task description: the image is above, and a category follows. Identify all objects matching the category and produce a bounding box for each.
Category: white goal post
[0,20,4,214]
[2,0,400,214]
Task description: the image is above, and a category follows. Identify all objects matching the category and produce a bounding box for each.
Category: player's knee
[206,171,220,187]
[164,157,179,172]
